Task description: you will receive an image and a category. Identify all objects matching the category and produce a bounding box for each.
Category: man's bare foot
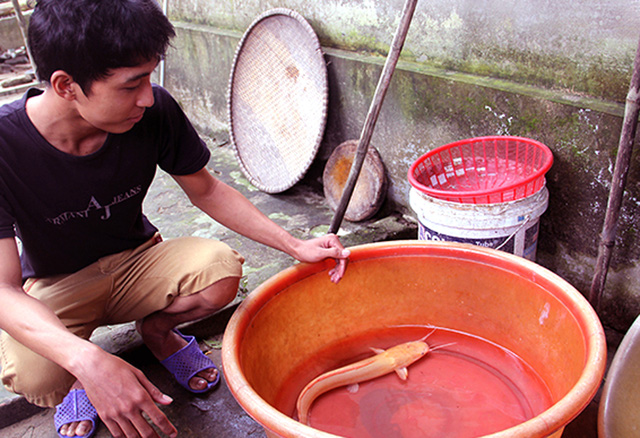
[59,420,93,437]
[58,382,93,437]
[136,320,218,391]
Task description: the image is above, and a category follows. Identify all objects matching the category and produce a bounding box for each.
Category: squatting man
[0,1,350,437]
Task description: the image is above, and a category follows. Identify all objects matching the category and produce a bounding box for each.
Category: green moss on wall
[433,47,631,103]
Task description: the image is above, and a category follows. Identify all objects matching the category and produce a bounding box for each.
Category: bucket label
[522,222,540,259]
[418,224,516,254]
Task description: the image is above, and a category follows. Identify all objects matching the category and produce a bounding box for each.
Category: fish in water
[295,339,431,425]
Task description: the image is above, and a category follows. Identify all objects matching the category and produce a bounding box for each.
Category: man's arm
[0,238,177,438]
[0,238,94,372]
[173,168,349,282]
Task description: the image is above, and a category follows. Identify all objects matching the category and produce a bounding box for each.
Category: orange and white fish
[296,340,430,424]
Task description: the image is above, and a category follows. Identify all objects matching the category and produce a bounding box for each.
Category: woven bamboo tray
[228,9,328,193]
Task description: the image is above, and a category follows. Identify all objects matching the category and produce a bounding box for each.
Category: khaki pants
[0,234,243,407]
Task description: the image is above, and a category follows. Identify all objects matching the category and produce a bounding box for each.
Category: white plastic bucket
[409,186,549,261]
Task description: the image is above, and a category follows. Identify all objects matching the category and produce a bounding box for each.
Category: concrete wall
[169,0,638,101]
[164,0,640,332]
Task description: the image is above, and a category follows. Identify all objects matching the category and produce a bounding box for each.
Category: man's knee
[179,238,243,308]
[198,276,240,312]
[171,237,244,279]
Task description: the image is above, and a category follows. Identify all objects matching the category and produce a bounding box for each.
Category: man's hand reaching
[290,234,350,283]
[75,348,177,438]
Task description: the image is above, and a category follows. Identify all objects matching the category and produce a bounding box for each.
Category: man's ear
[50,70,79,101]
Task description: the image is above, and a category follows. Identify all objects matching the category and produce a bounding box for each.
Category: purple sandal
[54,389,98,438]
[160,330,220,393]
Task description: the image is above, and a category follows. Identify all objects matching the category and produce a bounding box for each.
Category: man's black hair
[28,0,175,93]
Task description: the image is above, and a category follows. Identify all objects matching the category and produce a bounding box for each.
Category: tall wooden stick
[10,0,38,81]
[589,35,640,311]
[328,0,418,234]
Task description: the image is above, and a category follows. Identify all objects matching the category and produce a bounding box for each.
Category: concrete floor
[0,308,268,438]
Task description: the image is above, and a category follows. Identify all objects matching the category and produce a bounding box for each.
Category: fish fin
[370,347,385,354]
[395,367,409,380]
[346,383,360,394]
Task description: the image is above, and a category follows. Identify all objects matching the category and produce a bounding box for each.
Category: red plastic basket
[408,136,553,204]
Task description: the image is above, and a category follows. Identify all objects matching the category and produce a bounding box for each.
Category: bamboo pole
[10,0,38,81]
[328,0,418,234]
[588,35,640,312]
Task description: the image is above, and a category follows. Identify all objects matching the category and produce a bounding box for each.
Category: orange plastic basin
[222,241,606,437]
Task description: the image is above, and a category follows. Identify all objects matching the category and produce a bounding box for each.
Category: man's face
[72,59,158,134]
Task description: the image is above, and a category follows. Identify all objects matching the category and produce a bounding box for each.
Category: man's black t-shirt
[0,85,210,279]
